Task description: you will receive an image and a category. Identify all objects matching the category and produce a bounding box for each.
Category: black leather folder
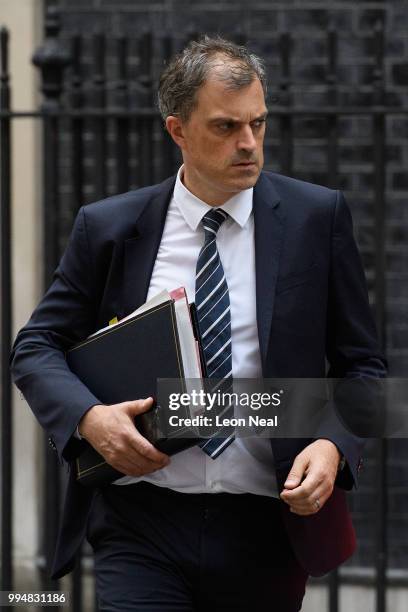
[67,298,203,487]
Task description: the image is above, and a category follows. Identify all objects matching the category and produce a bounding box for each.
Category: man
[11,36,386,611]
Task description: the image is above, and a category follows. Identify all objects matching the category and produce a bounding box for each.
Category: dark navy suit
[10,171,386,583]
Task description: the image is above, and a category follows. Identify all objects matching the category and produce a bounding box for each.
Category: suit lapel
[253,173,285,371]
[122,176,176,315]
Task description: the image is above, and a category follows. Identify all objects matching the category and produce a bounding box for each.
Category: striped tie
[195,208,235,458]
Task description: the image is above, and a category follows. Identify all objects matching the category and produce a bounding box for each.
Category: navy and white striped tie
[195,208,235,458]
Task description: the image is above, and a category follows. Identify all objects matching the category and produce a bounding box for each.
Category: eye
[218,121,235,131]
[251,118,267,129]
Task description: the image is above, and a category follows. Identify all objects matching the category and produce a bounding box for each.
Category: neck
[181,167,235,207]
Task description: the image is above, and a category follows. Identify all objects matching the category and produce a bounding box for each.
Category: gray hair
[158,35,267,123]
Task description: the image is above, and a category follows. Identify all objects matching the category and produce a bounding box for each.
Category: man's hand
[78,397,170,477]
[279,439,341,516]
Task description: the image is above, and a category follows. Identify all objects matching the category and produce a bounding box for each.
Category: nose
[237,125,257,153]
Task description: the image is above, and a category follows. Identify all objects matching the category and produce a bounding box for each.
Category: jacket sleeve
[10,207,101,464]
[314,190,387,490]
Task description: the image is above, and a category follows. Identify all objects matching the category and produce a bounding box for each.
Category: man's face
[167,74,267,205]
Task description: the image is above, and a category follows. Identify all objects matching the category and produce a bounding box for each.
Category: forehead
[192,76,267,121]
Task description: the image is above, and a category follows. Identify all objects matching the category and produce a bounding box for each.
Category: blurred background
[1,0,407,610]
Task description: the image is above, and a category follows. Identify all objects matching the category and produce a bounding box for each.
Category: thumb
[125,397,154,416]
[284,454,308,489]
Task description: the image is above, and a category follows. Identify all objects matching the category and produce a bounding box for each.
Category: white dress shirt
[114,167,279,498]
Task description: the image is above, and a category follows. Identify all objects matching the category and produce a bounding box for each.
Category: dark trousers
[86,481,308,611]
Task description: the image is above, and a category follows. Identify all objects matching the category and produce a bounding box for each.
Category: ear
[165,115,187,150]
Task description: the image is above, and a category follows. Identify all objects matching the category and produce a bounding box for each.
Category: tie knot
[201,208,228,238]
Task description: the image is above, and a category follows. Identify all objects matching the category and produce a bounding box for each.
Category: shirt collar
[173,165,253,231]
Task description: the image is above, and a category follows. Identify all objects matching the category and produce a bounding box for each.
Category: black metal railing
[1,5,407,612]
[0,23,13,604]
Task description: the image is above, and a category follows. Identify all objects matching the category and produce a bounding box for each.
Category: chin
[233,174,260,191]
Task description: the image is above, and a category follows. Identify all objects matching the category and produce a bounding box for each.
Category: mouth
[232,161,257,168]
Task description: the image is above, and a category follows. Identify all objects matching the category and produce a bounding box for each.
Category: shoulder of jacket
[81,182,162,218]
[76,175,176,240]
[260,170,338,209]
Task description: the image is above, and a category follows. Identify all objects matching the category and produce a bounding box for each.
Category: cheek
[256,138,264,159]
[191,135,213,158]
[201,142,228,166]
[188,134,233,170]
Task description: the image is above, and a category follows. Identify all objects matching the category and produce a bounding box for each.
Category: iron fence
[1,5,407,612]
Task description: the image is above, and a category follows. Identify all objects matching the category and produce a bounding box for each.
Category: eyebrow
[208,111,268,125]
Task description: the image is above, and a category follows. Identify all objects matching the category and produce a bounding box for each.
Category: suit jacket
[10,170,387,580]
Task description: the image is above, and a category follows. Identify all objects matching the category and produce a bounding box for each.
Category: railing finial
[32,5,71,111]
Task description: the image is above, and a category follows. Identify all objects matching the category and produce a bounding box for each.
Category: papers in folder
[67,287,204,486]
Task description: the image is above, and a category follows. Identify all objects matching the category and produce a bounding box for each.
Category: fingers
[287,486,329,515]
[282,469,323,503]
[97,397,171,476]
[128,427,170,466]
[280,441,340,516]
[103,433,170,477]
[288,492,327,516]
[124,398,170,465]
[124,397,154,415]
[109,451,168,478]
[280,471,334,515]
[283,454,308,490]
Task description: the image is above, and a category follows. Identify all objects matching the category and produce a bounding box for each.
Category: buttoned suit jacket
[10,170,387,580]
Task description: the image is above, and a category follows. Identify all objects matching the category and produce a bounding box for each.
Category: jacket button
[48,437,57,452]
